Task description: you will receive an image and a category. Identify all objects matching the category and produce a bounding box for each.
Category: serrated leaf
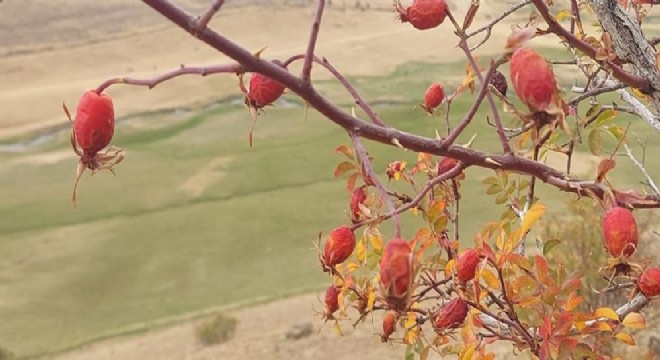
[521,203,546,235]
[595,109,617,127]
[622,312,645,329]
[615,332,635,345]
[543,239,562,255]
[594,307,619,321]
[588,129,602,156]
[334,161,355,177]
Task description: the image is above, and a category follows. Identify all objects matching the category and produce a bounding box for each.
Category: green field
[1,58,659,358]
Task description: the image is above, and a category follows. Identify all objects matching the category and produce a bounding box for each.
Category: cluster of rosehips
[602,206,660,298]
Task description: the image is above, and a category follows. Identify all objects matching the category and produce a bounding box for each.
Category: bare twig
[624,143,660,194]
[196,0,225,30]
[350,133,400,237]
[96,63,241,93]
[302,0,326,82]
[467,0,532,51]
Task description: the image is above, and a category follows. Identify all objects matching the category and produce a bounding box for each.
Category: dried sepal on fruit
[65,89,125,208]
[395,0,448,30]
[238,58,287,146]
[321,226,357,269]
[379,238,414,311]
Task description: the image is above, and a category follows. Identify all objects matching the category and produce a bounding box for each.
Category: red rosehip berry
[456,248,480,283]
[324,285,340,319]
[350,186,367,223]
[422,83,445,114]
[432,298,469,334]
[322,226,356,267]
[396,0,448,30]
[602,207,638,258]
[380,238,413,311]
[510,48,558,112]
[381,312,397,342]
[437,156,458,175]
[639,267,660,297]
[66,89,124,207]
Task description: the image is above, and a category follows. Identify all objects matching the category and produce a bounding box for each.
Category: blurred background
[1,1,660,359]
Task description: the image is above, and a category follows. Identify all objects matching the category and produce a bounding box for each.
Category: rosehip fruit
[350,186,367,223]
[396,0,448,30]
[73,90,115,156]
[66,89,124,207]
[381,312,396,342]
[422,83,445,114]
[602,207,638,258]
[244,61,286,109]
[322,226,356,267]
[432,298,469,334]
[380,238,413,311]
[324,285,340,318]
[456,248,480,283]
[490,70,508,97]
[510,48,558,112]
[639,267,660,297]
[437,156,458,175]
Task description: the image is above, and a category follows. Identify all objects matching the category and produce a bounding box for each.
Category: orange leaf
[615,332,635,345]
[335,144,354,160]
[622,312,645,329]
[334,161,355,177]
[462,1,480,31]
[594,307,619,321]
[596,158,616,183]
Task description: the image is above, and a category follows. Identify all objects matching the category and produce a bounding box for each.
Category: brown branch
[139,0,660,209]
[96,63,241,93]
[303,0,325,82]
[196,0,225,30]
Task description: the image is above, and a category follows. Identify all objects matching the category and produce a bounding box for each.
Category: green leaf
[518,179,530,190]
[588,129,602,156]
[495,192,509,204]
[595,109,617,127]
[486,184,502,195]
[585,103,601,119]
[607,124,626,143]
[405,344,415,360]
[482,176,500,186]
[543,239,562,255]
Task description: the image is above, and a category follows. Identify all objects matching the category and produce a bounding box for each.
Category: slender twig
[196,0,225,30]
[350,133,400,238]
[569,82,628,106]
[466,0,532,51]
[624,143,660,194]
[96,63,241,93]
[302,0,325,82]
[352,163,466,231]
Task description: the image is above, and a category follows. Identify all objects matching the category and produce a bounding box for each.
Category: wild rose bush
[65,0,660,358]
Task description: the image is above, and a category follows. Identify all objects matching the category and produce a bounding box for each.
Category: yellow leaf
[555,9,572,22]
[459,344,476,360]
[346,261,361,272]
[445,259,457,278]
[367,288,376,311]
[521,203,546,235]
[622,312,646,329]
[355,238,366,263]
[594,307,619,321]
[368,232,383,252]
[333,321,344,336]
[595,321,613,332]
[480,268,500,289]
[615,332,636,345]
